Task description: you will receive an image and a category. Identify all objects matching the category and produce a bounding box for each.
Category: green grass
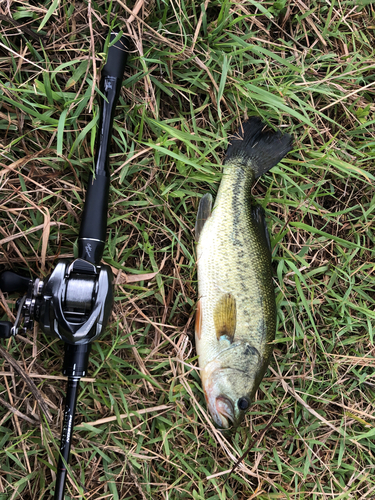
[1,0,375,498]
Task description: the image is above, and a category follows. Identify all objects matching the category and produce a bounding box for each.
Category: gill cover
[202,342,262,428]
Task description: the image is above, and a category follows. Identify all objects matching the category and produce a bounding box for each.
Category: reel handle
[0,271,32,338]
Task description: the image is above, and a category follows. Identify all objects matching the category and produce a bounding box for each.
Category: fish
[195,117,292,429]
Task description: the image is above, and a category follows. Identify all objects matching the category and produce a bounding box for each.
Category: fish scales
[197,165,275,365]
[195,117,292,429]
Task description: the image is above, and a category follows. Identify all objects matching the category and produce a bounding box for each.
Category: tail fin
[225,117,293,178]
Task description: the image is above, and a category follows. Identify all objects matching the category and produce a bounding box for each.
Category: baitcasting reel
[0,31,129,500]
[0,258,113,372]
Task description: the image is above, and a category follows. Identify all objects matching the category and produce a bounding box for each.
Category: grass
[0,0,375,498]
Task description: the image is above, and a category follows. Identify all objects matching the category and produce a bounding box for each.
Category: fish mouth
[210,396,235,429]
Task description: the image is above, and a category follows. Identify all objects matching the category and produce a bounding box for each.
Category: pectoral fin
[195,299,202,340]
[195,193,213,242]
[214,293,236,343]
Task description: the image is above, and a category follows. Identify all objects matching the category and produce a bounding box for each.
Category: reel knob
[0,321,13,338]
[0,271,32,293]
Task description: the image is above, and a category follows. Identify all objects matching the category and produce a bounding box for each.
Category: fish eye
[238,397,250,411]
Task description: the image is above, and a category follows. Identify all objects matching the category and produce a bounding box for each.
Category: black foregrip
[78,173,109,264]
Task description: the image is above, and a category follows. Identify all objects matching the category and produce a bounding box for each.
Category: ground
[0,1,375,499]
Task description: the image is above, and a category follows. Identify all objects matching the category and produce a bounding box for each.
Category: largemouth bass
[195,117,292,428]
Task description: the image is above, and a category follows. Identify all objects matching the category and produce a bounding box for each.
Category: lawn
[0,0,375,499]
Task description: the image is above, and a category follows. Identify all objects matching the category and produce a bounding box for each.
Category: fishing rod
[0,31,128,499]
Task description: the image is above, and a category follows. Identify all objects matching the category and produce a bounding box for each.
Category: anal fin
[195,193,213,242]
[214,293,236,343]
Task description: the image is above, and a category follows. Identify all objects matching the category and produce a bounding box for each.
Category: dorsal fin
[213,293,237,343]
[251,205,272,263]
[195,193,213,242]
